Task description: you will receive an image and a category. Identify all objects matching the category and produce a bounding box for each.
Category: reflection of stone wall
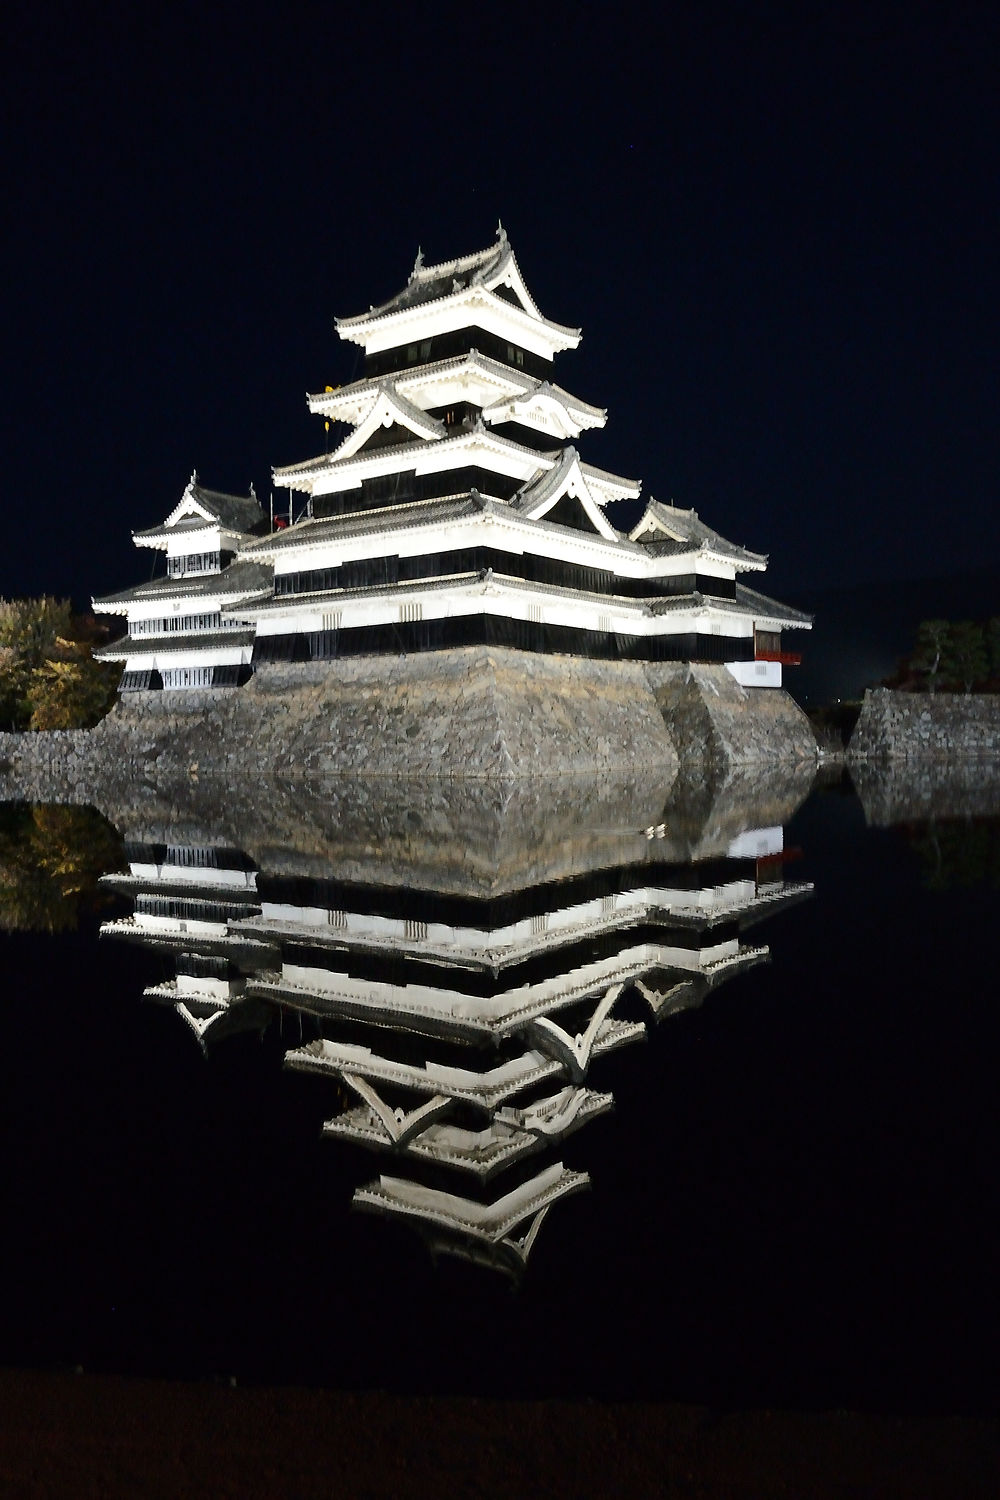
[662,759,816,860]
[849,688,1000,761]
[0,727,98,803]
[0,760,818,900]
[0,649,817,794]
[850,758,1000,826]
[72,762,813,896]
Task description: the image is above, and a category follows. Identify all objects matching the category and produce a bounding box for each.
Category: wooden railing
[755,650,802,665]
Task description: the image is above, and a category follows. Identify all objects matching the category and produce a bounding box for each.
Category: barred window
[161,666,216,689]
[167,552,221,577]
[129,613,244,638]
[165,846,220,869]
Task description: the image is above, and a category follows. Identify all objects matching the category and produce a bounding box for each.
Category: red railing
[756,847,804,868]
[755,651,802,665]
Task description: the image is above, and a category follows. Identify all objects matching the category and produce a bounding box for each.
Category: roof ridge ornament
[410,246,424,280]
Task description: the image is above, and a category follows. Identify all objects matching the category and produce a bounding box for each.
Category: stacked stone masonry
[849,687,1000,761]
[0,649,816,799]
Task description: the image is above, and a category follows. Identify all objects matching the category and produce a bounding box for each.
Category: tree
[986,617,1000,680]
[910,619,951,694]
[0,599,118,730]
[0,804,122,932]
[0,597,72,728]
[29,639,119,730]
[943,621,989,694]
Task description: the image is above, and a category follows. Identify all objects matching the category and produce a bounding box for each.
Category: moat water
[0,768,997,1413]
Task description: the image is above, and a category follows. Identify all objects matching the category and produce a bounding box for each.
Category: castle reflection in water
[100,768,815,1277]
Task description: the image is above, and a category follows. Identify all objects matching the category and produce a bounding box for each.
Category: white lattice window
[530,913,548,936]
[404,918,428,941]
[399,601,423,623]
[322,611,342,631]
[162,666,215,689]
[166,846,217,869]
[528,603,543,624]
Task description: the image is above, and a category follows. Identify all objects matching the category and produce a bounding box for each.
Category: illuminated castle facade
[95,229,809,692]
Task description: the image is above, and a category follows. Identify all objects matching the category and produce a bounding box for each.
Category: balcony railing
[755,650,802,665]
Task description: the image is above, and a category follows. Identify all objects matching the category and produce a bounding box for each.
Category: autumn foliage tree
[0,597,118,729]
[29,639,120,729]
[0,804,122,931]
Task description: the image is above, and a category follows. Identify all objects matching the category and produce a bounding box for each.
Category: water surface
[0,767,997,1413]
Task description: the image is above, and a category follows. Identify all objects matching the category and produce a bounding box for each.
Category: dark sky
[4,2,998,610]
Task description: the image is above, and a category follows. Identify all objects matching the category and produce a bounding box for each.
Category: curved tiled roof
[732,582,813,626]
[273,422,564,485]
[240,495,491,555]
[648,583,811,627]
[336,231,580,343]
[631,499,766,569]
[309,350,602,426]
[94,629,255,660]
[183,482,264,533]
[93,560,273,610]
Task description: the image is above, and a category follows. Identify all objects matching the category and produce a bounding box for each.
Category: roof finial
[189,468,198,488]
[410,245,424,279]
[249,481,257,500]
[496,219,507,244]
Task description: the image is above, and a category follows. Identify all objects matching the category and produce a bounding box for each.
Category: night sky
[5,3,998,615]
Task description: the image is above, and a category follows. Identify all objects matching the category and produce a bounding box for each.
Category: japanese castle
[95,228,809,692]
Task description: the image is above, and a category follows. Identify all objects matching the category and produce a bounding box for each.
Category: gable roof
[513,447,621,541]
[481,380,606,440]
[330,380,446,461]
[344,227,545,323]
[630,498,767,570]
[136,474,265,541]
[336,229,580,354]
[308,350,600,429]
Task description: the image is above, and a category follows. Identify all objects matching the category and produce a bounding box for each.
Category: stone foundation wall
[110,650,681,780]
[0,649,816,796]
[646,664,817,770]
[849,687,1000,760]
